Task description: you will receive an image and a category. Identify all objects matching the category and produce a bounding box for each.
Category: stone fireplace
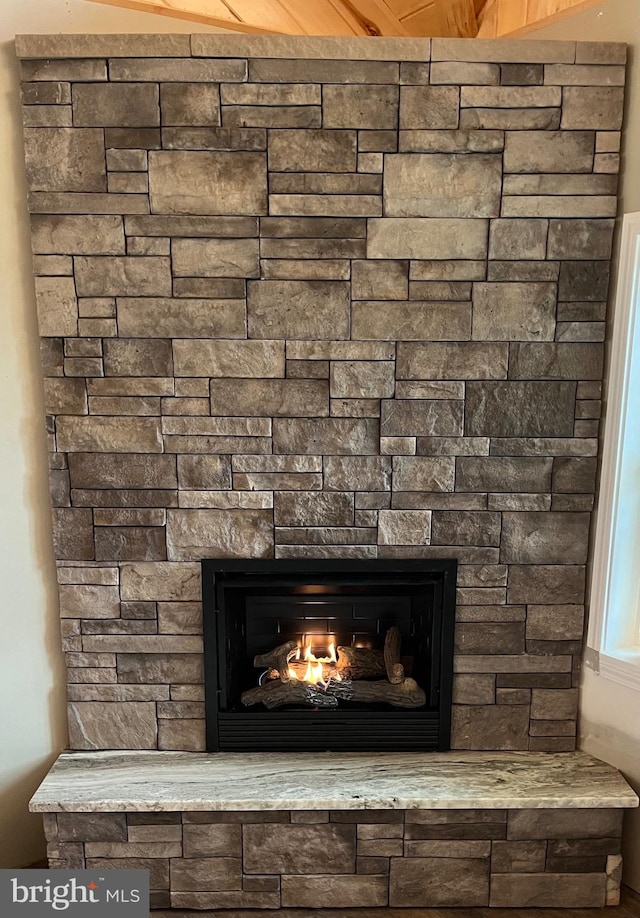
[16,30,639,911]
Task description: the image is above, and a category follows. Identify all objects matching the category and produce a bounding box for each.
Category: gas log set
[241,626,427,710]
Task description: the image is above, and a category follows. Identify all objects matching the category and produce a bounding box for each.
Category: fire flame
[287,637,341,687]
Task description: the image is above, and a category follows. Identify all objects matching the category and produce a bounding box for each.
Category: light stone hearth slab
[30,751,638,814]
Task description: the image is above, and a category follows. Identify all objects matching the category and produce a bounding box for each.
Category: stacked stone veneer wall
[17,33,626,753]
[44,807,623,909]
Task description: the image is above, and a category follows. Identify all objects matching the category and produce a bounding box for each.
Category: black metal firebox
[203,559,456,753]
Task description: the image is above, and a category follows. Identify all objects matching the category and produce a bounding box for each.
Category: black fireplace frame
[202,558,457,753]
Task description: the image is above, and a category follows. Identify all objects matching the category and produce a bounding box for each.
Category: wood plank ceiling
[86,0,605,38]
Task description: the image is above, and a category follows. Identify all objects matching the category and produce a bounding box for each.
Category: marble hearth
[32,751,638,909]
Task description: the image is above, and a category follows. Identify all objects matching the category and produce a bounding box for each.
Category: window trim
[588,211,640,692]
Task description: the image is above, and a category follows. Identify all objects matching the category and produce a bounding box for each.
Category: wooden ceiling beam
[86,0,285,33]
[477,0,606,38]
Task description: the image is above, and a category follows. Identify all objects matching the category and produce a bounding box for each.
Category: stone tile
[527,605,584,641]
[453,673,495,704]
[502,195,616,219]
[101,340,172,377]
[94,527,166,562]
[173,340,283,378]
[462,85,560,106]
[28,192,149,215]
[160,83,220,127]
[148,151,267,215]
[433,511,502,547]
[367,218,488,260]
[509,343,604,380]
[183,824,241,857]
[68,454,176,489]
[400,86,459,129]
[248,280,350,339]
[455,622,524,654]
[323,457,391,492]
[451,704,529,750]
[553,457,597,493]
[268,129,356,172]
[120,562,200,601]
[548,218,614,259]
[492,838,547,873]
[171,857,242,891]
[172,238,259,278]
[410,261,486,281]
[244,823,355,875]
[492,873,606,907]
[501,512,590,563]
[460,108,560,130]
[399,129,503,154]
[397,342,507,380]
[52,508,94,560]
[323,84,398,129]
[489,219,547,260]
[210,378,327,417]
[276,527,375,545]
[118,299,246,339]
[457,457,552,492]
[392,457,455,492]
[24,128,106,192]
[35,276,77,337]
[503,131,594,173]
[75,257,172,297]
[43,378,87,415]
[381,400,463,437]
[473,283,556,341]
[117,653,202,684]
[167,509,274,559]
[31,215,124,255]
[282,874,387,907]
[390,857,489,907]
[508,565,585,604]
[176,455,231,491]
[378,510,431,545]
[352,301,471,341]
[274,492,353,527]
[501,63,543,84]
[531,688,579,720]
[431,61,499,84]
[73,83,158,127]
[351,260,408,300]
[67,702,157,750]
[269,193,381,217]
[385,153,501,217]
[57,418,162,453]
[465,382,576,437]
[562,87,624,129]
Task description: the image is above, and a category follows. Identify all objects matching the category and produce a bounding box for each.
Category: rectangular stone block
[562,86,624,129]
[35,276,77,337]
[73,83,158,127]
[329,362,395,399]
[117,653,202,684]
[243,824,355,875]
[457,457,551,492]
[75,257,172,297]
[282,874,387,907]
[390,857,489,907]
[57,417,162,453]
[452,704,529,750]
[274,492,353,527]
[433,511,502,547]
[460,108,560,130]
[171,857,242,891]
[352,301,471,341]
[67,702,157,750]
[399,129,503,154]
[378,509,431,545]
[172,238,259,278]
[397,342,507,380]
[491,872,606,907]
[548,218,614,259]
[248,280,350,339]
[367,218,488,260]
[465,382,576,437]
[473,282,556,341]
[31,215,124,255]
[503,131,594,173]
[323,456,391,492]
[183,824,241,857]
[400,86,459,129]
[392,456,455,492]
[489,219,547,260]
[120,562,200,601]
[118,298,246,340]
[173,340,283,378]
[24,127,106,192]
[167,509,273,560]
[160,82,220,127]
[385,153,501,217]
[381,399,463,437]
[509,343,604,380]
[268,129,356,172]
[210,378,327,417]
[527,605,584,641]
[323,84,398,129]
[148,151,267,215]
[501,512,590,563]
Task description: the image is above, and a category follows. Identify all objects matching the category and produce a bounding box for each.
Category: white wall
[0,0,221,869]
[528,0,640,893]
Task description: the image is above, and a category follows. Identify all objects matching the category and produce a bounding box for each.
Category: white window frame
[588,211,640,691]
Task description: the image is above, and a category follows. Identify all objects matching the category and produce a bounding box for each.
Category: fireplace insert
[202,559,456,752]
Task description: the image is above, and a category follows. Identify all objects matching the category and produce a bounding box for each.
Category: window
[588,212,640,690]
